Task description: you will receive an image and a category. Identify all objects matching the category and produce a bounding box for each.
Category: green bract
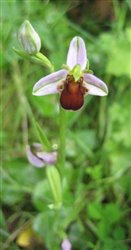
[69,65,82,81]
[46,166,62,210]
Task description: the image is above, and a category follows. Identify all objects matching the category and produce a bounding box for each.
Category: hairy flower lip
[32,36,108,106]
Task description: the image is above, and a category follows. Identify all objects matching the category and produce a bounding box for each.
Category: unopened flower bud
[18,20,41,55]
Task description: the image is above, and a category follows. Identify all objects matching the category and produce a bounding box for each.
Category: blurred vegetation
[1,0,131,249]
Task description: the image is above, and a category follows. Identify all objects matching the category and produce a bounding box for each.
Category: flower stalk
[57,107,67,176]
[35,52,54,72]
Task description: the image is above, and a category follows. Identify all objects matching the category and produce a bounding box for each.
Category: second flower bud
[18,20,41,55]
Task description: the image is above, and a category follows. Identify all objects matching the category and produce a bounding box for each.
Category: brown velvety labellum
[60,75,87,111]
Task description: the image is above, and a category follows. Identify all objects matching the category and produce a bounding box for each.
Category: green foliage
[2,0,131,249]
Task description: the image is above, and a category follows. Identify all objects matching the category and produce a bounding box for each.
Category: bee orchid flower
[33,36,108,111]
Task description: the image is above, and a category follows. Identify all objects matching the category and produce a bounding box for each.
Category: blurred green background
[1,0,131,249]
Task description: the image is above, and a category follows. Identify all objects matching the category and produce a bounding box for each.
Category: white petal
[66,36,87,70]
[33,82,59,96]
[37,152,57,164]
[61,239,72,250]
[32,143,42,150]
[26,145,44,168]
[83,74,108,96]
[33,69,67,93]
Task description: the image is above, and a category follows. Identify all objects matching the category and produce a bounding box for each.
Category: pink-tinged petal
[61,239,72,250]
[66,36,87,70]
[33,143,42,150]
[26,144,57,167]
[83,74,108,96]
[33,69,67,94]
[33,82,59,96]
[26,145,45,168]
[36,151,57,164]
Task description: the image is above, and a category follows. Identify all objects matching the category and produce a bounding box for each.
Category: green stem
[13,62,52,151]
[57,107,67,175]
[13,63,29,148]
[13,48,54,72]
[35,52,54,72]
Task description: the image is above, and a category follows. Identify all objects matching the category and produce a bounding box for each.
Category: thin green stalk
[35,52,54,72]
[57,106,67,175]
[13,63,28,148]
[13,62,52,151]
